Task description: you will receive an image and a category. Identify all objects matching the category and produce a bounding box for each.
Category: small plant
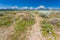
[41,22,53,36]
[41,19,57,40]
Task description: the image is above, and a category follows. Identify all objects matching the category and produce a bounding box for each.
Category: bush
[39,13,49,18]
[41,20,53,36]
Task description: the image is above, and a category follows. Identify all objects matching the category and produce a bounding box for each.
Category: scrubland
[0,10,60,40]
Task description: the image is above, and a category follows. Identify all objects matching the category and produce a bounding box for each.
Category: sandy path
[27,13,43,40]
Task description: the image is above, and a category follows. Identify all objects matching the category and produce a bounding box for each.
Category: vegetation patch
[41,18,57,40]
[0,16,13,27]
[15,19,34,33]
[12,13,35,40]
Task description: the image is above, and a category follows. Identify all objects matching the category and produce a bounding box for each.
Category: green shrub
[41,21,53,36]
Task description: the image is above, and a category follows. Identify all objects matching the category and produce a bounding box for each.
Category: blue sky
[0,0,60,9]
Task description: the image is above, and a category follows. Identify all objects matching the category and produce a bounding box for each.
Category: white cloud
[35,5,46,9]
[11,6,18,9]
[39,5,45,8]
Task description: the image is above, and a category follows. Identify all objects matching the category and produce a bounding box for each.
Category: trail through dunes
[26,13,44,40]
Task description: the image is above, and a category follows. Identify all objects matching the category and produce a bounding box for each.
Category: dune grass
[0,16,13,27]
[12,17,35,40]
[41,22,53,36]
[15,19,34,33]
[11,11,35,40]
[0,11,16,27]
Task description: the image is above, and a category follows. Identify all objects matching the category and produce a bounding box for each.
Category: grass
[41,22,53,36]
[51,30,57,40]
[0,16,13,27]
[48,38,52,40]
[15,19,35,33]
[41,20,57,40]
[0,11,16,27]
[12,16,35,40]
[12,19,35,40]
[41,16,59,40]
[49,12,60,18]
[0,11,35,40]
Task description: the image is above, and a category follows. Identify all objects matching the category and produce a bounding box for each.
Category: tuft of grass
[41,19,57,40]
[51,30,57,40]
[0,16,13,27]
[41,23,53,36]
[15,19,34,33]
[0,11,16,27]
[48,38,52,40]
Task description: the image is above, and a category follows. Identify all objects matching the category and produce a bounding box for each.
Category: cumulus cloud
[35,5,46,9]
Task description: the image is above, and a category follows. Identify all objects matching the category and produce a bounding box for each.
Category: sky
[0,0,60,9]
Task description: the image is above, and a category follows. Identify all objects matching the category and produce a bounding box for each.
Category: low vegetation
[12,12,35,40]
[0,11,60,40]
[0,11,16,27]
[49,11,60,18]
[15,19,34,33]
[40,11,60,40]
